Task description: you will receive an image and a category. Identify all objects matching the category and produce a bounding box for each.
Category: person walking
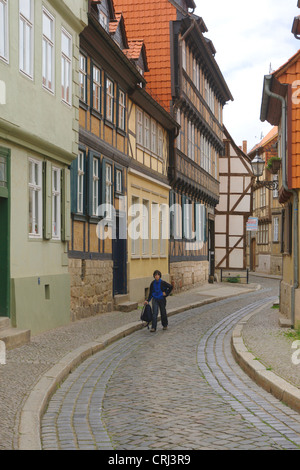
[144,270,173,332]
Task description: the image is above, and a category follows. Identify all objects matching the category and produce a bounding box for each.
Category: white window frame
[131,196,140,256]
[160,203,168,256]
[151,202,159,255]
[157,126,163,159]
[151,120,157,154]
[182,40,186,71]
[42,7,54,93]
[19,0,33,78]
[273,174,279,199]
[106,77,114,122]
[52,166,61,240]
[273,216,279,243]
[136,108,143,146]
[61,28,72,105]
[144,113,150,150]
[142,199,149,256]
[118,89,125,130]
[92,157,99,216]
[77,150,84,214]
[105,163,112,219]
[79,53,87,102]
[115,168,122,193]
[28,157,43,238]
[0,0,9,63]
[93,65,101,112]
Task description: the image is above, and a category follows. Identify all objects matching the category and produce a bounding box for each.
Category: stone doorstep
[113,294,129,306]
[0,317,31,351]
[116,301,139,312]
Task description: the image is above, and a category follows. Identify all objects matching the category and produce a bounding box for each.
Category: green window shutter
[43,161,52,240]
[70,158,78,214]
[61,168,71,241]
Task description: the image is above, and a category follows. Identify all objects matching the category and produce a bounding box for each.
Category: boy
[144,270,173,332]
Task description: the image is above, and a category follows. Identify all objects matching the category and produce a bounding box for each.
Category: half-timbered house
[113,0,233,292]
[215,128,252,278]
[69,0,178,317]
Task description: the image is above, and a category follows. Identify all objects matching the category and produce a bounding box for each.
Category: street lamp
[251,152,279,190]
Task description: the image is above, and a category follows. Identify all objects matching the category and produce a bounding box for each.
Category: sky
[195,0,300,153]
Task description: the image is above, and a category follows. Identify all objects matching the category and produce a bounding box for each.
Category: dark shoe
[150,328,156,332]
[163,326,168,330]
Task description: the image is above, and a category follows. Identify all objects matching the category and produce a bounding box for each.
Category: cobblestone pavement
[41,284,300,450]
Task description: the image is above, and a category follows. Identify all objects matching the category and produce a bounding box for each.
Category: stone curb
[17,285,259,450]
[231,303,300,415]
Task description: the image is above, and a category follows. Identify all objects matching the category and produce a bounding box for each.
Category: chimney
[242,140,247,154]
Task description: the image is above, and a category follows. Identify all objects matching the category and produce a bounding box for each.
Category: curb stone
[17,285,259,450]
[231,302,300,415]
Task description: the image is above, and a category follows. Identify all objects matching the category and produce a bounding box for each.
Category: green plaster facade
[0,0,88,335]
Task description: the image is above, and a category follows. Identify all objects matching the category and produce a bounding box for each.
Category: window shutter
[87,151,94,217]
[182,195,186,239]
[203,205,207,243]
[43,160,52,240]
[195,202,200,242]
[170,191,175,238]
[70,158,78,214]
[61,167,71,241]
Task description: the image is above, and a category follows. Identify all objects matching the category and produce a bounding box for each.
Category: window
[19,0,33,77]
[28,158,42,237]
[144,114,150,150]
[151,202,159,255]
[182,40,186,71]
[131,196,140,256]
[99,11,108,31]
[160,204,168,256]
[52,167,61,239]
[105,163,112,219]
[42,8,54,92]
[106,78,114,122]
[157,126,163,158]
[183,197,192,240]
[176,110,181,150]
[79,53,87,102]
[0,0,8,62]
[118,89,125,130]
[273,174,278,199]
[61,28,72,104]
[142,200,149,255]
[77,151,84,214]
[151,120,157,154]
[273,216,279,243]
[137,108,143,145]
[0,155,7,187]
[93,65,101,112]
[92,158,99,216]
[115,168,122,193]
[260,186,266,207]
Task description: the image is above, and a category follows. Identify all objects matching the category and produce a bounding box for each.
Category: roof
[123,40,149,72]
[248,126,278,155]
[272,49,300,79]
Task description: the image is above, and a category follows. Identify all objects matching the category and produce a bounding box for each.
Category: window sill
[79,100,89,111]
[104,119,115,129]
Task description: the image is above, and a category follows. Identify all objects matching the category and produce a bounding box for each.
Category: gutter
[262,76,299,327]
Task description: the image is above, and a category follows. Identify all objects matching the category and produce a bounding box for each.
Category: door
[112,213,127,295]
[0,149,10,317]
[208,218,215,278]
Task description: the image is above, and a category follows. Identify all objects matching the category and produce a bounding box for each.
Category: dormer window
[99,11,108,31]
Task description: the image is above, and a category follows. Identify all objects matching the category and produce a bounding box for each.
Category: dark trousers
[151,297,168,330]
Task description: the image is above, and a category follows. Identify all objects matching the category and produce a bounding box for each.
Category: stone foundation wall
[270,255,282,276]
[69,258,113,321]
[280,280,292,320]
[170,261,209,293]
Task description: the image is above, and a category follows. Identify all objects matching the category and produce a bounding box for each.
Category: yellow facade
[127,98,171,302]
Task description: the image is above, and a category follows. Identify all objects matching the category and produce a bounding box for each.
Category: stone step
[114,294,129,306]
[117,301,139,312]
[0,327,31,351]
[0,317,10,331]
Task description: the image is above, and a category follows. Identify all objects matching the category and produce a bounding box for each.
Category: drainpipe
[264,79,299,327]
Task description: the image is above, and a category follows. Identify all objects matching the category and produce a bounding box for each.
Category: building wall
[0,0,87,334]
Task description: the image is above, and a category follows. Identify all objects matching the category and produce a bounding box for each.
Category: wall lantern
[251,152,279,190]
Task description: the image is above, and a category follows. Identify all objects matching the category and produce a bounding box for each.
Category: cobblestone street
[41,280,300,450]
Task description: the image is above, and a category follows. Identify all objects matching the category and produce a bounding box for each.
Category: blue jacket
[147,279,173,302]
